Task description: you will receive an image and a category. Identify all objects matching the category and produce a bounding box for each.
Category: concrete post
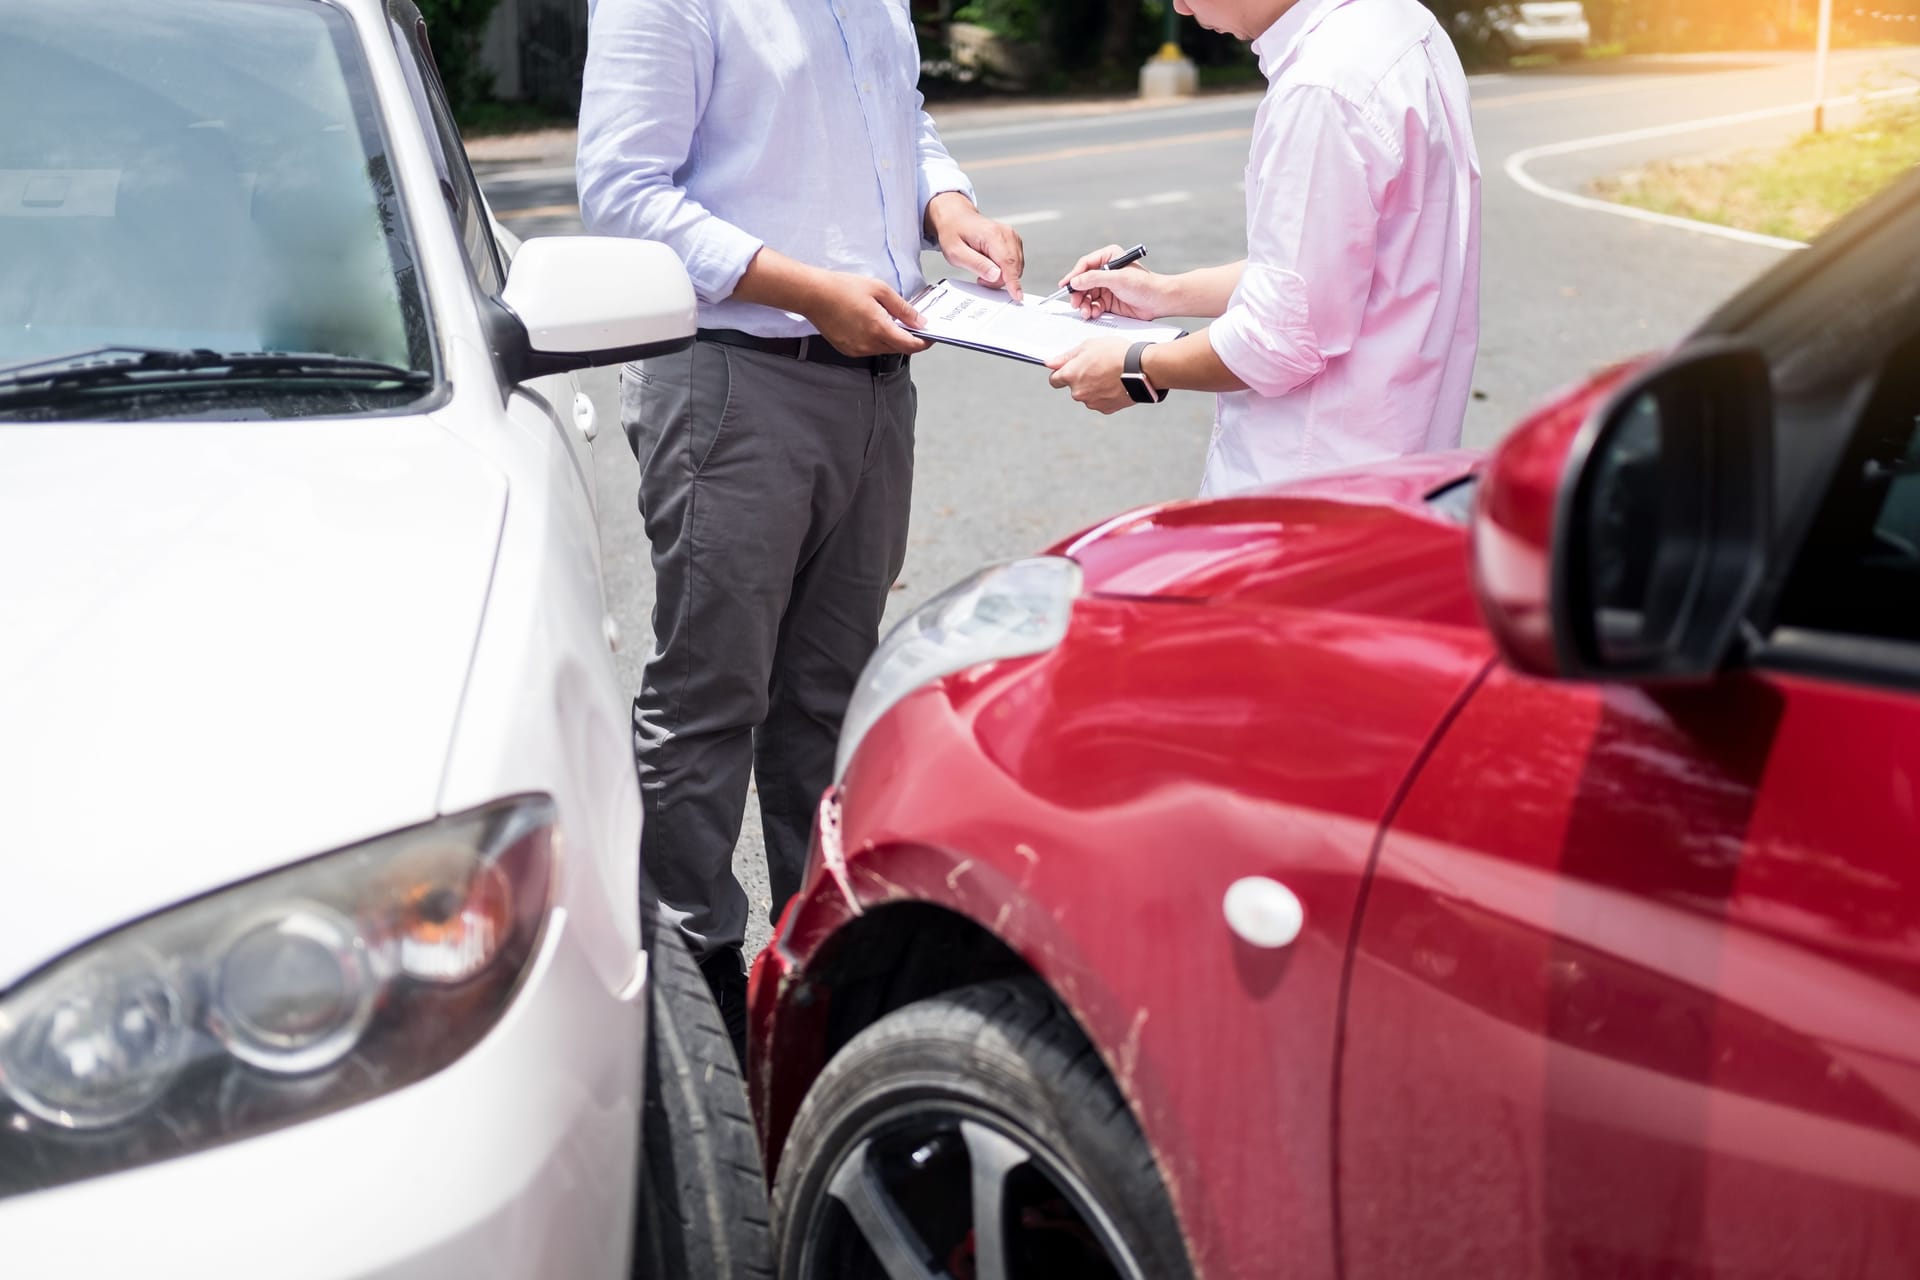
[1139,7,1197,99]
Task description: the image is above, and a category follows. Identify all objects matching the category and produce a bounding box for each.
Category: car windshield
[0,0,432,411]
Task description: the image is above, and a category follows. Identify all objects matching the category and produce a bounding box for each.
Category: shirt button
[881,159,892,170]
[861,81,873,93]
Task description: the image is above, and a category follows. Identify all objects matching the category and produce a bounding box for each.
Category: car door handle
[573,391,598,442]
[1223,877,1304,948]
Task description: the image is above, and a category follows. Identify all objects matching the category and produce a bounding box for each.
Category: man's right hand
[803,272,932,357]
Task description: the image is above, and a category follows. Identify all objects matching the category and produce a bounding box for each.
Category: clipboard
[902,279,1187,366]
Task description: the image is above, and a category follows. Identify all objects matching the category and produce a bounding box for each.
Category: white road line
[1504,85,1920,252]
[999,209,1064,226]
[1113,190,1193,210]
[935,93,1262,143]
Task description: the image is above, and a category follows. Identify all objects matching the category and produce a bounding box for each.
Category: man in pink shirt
[1047,0,1480,496]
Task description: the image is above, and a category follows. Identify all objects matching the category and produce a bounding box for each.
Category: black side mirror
[1554,339,1774,681]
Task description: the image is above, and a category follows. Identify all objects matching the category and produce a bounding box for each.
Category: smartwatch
[1122,341,1168,404]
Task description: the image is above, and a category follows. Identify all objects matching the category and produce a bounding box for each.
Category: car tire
[772,979,1193,1280]
[633,923,773,1280]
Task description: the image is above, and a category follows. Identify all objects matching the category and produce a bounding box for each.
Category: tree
[417,0,502,115]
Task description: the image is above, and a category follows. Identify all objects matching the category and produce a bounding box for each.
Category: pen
[1041,243,1148,306]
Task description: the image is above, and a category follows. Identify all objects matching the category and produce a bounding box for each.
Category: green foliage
[951,0,1044,43]
[1593,93,1920,243]
[417,0,502,116]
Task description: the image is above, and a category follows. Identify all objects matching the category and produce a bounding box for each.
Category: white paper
[905,279,1185,364]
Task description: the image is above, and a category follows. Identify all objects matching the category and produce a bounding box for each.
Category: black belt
[696,328,908,375]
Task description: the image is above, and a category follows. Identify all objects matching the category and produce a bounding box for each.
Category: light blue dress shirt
[576,0,976,338]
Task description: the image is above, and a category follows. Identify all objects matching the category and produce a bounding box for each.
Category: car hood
[1056,450,1488,628]
[0,417,506,990]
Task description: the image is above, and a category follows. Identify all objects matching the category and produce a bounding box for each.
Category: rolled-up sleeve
[914,105,974,245]
[1210,86,1385,399]
[575,0,763,302]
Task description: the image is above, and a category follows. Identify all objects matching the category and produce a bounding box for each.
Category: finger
[1060,244,1124,288]
[945,240,999,284]
[1071,268,1126,294]
[1048,367,1070,389]
[994,231,1026,301]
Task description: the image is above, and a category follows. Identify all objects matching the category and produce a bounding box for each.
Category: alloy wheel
[794,1102,1150,1280]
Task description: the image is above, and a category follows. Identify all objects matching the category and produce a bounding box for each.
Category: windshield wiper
[0,346,432,404]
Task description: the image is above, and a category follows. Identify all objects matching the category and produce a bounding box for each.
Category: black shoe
[696,944,749,1070]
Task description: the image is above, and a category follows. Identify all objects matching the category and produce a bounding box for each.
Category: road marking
[1113,190,1193,210]
[999,209,1064,226]
[965,127,1251,172]
[936,93,1262,143]
[1504,84,1920,251]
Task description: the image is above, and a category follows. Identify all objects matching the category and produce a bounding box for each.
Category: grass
[1591,97,1920,243]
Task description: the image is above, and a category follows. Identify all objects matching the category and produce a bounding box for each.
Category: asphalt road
[480,47,1920,955]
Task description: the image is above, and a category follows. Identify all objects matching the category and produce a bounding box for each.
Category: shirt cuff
[684,218,766,304]
[918,165,976,249]
[1209,299,1321,399]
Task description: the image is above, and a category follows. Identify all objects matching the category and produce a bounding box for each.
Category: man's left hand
[926,192,1025,300]
[1047,339,1135,415]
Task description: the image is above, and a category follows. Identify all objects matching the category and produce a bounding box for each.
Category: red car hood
[1055,450,1487,629]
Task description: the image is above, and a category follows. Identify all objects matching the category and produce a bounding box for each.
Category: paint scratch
[1116,1008,1150,1103]
[945,859,975,891]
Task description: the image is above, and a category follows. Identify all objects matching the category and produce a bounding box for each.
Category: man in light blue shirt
[577,0,1024,1059]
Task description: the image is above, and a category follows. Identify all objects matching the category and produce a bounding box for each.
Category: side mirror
[1472,340,1774,681]
[493,236,697,382]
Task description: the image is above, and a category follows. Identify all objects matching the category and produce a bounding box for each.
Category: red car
[748,170,1920,1280]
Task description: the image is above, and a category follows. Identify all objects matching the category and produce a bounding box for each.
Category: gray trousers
[621,340,914,959]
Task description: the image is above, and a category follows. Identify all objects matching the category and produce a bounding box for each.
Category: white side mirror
[499,236,697,379]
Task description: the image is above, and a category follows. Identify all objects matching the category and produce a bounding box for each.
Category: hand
[926,192,1026,300]
[1061,244,1174,321]
[802,272,933,358]
[1046,338,1136,415]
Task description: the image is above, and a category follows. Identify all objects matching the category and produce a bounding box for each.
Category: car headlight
[0,796,554,1199]
[835,557,1082,782]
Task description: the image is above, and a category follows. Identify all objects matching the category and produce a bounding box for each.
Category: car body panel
[755,487,1498,1279]
[0,418,505,990]
[1057,451,1482,618]
[1341,666,1920,1277]
[0,0,661,1270]
[1,909,647,1280]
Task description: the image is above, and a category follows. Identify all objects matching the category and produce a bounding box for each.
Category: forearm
[729,246,833,316]
[923,190,974,243]
[1140,329,1249,394]
[1162,261,1246,318]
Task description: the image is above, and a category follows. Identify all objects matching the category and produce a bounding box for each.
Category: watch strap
[1123,341,1168,404]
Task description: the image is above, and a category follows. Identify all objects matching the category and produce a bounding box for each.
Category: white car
[0,0,768,1274]
[1458,1,1592,58]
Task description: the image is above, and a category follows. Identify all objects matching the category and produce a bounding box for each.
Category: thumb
[1071,268,1128,293]
[873,286,924,329]
[945,239,999,283]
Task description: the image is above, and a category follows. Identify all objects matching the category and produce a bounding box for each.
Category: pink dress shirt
[1202,0,1481,496]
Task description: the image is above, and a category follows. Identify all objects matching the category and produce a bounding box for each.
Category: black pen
[1040,243,1148,306]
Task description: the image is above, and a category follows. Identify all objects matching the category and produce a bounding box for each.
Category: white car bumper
[1507,19,1591,50]
[0,910,648,1280]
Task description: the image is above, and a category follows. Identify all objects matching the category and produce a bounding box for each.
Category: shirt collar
[1252,0,1353,76]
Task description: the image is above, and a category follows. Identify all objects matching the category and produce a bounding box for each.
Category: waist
[696,328,909,376]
